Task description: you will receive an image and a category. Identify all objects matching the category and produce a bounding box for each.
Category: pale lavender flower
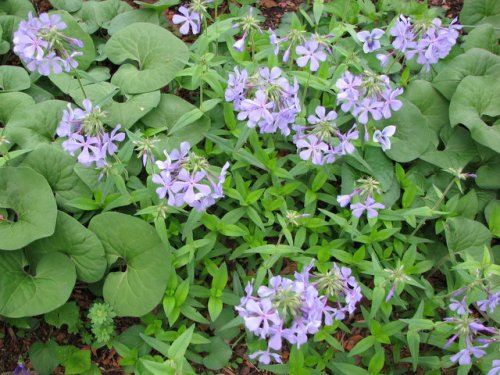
[450,344,487,365]
[373,125,396,151]
[14,363,29,375]
[238,90,274,126]
[376,53,390,67]
[307,106,337,125]
[296,135,329,165]
[13,12,83,76]
[336,126,359,155]
[243,299,282,338]
[249,350,282,365]
[233,31,247,52]
[449,298,468,316]
[172,6,200,35]
[296,39,327,71]
[488,360,500,375]
[357,28,384,53]
[353,98,383,124]
[477,291,500,314]
[350,196,385,218]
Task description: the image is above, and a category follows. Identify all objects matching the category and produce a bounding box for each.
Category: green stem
[410,177,456,237]
[75,71,87,99]
[301,70,312,110]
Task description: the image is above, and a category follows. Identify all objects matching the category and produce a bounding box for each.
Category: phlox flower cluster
[337,177,385,218]
[232,8,262,53]
[292,106,359,165]
[387,15,461,71]
[152,142,229,211]
[444,289,499,368]
[336,71,403,124]
[236,262,362,364]
[172,0,213,35]
[57,99,125,168]
[269,30,333,71]
[225,66,300,136]
[13,12,83,76]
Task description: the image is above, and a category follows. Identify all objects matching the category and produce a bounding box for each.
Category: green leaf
[50,11,95,71]
[460,0,500,29]
[348,335,376,356]
[368,346,385,374]
[476,159,500,189]
[27,211,107,283]
[57,346,91,374]
[0,0,35,17]
[20,144,92,212]
[0,92,34,124]
[0,167,57,250]
[445,217,492,260]
[329,362,370,375]
[449,75,500,152]
[0,251,76,317]
[79,0,132,34]
[105,23,189,94]
[201,336,232,370]
[44,302,80,334]
[142,94,210,150]
[89,212,171,316]
[29,341,60,375]
[5,100,68,149]
[463,24,499,54]
[433,48,500,100]
[49,0,82,12]
[167,325,194,362]
[384,98,432,162]
[485,200,500,236]
[404,80,449,135]
[108,9,159,35]
[0,66,30,92]
[407,330,420,372]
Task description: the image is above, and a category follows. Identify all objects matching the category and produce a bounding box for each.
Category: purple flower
[171,169,212,206]
[243,299,282,337]
[357,28,384,53]
[373,125,396,151]
[307,106,337,125]
[350,196,385,218]
[296,135,329,165]
[488,360,500,375]
[172,6,200,35]
[62,134,101,166]
[477,291,499,314]
[238,90,274,126]
[233,31,248,52]
[249,349,282,365]
[380,88,403,119]
[336,126,359,155]
[449,297,468,316]
[450,345,487,365]
[296,39,327,71]
[14,363,29,375]
[376,53,390,67]
[353,98,383,124]
[100,125,125,157]
[13,12,83,76]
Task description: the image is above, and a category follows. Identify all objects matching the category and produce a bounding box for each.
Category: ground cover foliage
[0,0,499,373]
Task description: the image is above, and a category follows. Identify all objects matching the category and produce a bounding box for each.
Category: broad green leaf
[201,336,232,370]
[449,75,500,152]
[463,24,499,54]
[433,48,500,100]
[0,66,30,92]
[485,201,500,236]
[21,144,92,212]
[108,9,159,35]
[57,346,91,375]
[384,98,432,162]
[476,159,500,189]
[420,127,477,170]
[50,11,95,71]
[105,23,189,94]
[364,146,394,191]
[142,94,210,150]
[0,92,34,124]
[0,251,76,317]
[445,217,492,260]
[460,0,500,29]
[404,80,449,136]
[27,211,107,283]
[79,0,132,34]
[29,341,60,375]
[50,0,82,13]
[89,212,171,316]
[0,167,57,250]
[0,0,35,17]
[69,82,161,129]
[0,15,21,47]
[5,100,68,149]
[44,302,80,333]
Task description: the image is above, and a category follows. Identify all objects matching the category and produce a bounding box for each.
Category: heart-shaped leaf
[107,9,159,35]
[460,0,500,30]
[383,98,433,163]
[105,23,189,94]
[0,66,30,92]
[0,92,34,124]
[27,211,107,283]
[142,94,210,150]
[79,0,132,34]
[0,251,76,317]
[49,0,83,13]
[89,212,171,316]
[433,48,500,100]
[20,144,92,212]
[449,75,500,152]
[5,100,67,149]
[0,0,35,17]
[0,166,57,250]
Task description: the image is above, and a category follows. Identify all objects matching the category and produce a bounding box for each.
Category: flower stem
[75,71,87,99]
[301,70,312,110]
